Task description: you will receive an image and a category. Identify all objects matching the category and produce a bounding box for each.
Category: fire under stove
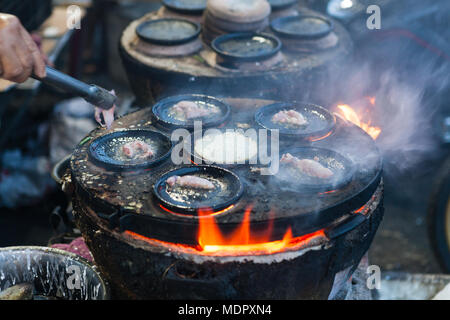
[65,97,383,299]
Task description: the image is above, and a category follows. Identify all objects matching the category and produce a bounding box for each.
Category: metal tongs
[32,66,117,110]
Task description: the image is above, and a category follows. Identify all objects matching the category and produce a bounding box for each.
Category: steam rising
[327,27,449,176]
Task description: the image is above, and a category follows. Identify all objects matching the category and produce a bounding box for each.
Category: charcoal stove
[119,7,353,105]
[65,97,383,299]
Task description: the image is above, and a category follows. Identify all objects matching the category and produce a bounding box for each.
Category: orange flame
[125,206,327,256]
[195,205,327,255]
[197,206,292,254]
[336,101,381,140]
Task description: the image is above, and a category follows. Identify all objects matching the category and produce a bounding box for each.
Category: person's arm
[0,13,46,83]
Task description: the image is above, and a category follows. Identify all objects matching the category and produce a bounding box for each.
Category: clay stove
[65,97,383,299]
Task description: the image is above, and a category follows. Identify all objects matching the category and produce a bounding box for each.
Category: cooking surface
[276,147,355,192]
[211,33,281,62]
[154,165,244,213]
[271,15,333,39]
[152,94,231,129]
[136,18,201,45]
[71,98,382,229]
[255,102,336,138]
[88,129,173,170]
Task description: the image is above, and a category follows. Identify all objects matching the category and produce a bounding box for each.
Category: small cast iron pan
[162,0,207,14]
[275,147,355,193]
[268,0,298,10]
[153,165,244,214]
[271,15,333,39]
[152,94,231,130]
[136,18,201,45]
[255,102,336,140]
[211,32,282,62]
[89,130,173,171]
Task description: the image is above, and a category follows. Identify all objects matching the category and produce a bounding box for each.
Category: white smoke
[327,36,449,175]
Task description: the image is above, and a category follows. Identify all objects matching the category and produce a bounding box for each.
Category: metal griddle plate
[277,147,355,193]
[136,18,201,45]
[271,15,334,39]
[88,129,173,171]
[162,0,207,14]
[255,102,336,140]
[71,100,382,245]
[152,94,231,130]
[211,33,282,62]
[153,165,244,214]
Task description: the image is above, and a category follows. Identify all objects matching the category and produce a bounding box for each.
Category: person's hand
[0,13,46,83]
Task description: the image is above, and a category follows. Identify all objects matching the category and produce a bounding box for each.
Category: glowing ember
[197,206,290,254]
[196,205,327,255]
[336,103,381,140]
[158,204,235,218]
[308,131,333,142]
[124,205,327,256]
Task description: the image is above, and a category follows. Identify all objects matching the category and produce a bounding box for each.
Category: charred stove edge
[74,181,382,265]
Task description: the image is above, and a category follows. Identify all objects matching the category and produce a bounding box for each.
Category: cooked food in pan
[166,175,215,190]
[272,109,308,127]
[122,140,154,160]
[170,100,221,121]
[194,131,258,164]
[281,153,334,179]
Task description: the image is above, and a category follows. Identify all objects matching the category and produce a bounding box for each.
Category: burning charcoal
[0,283,33,300]
[167,175,215,190]
[272,109,308,127]
[281,153,334,179]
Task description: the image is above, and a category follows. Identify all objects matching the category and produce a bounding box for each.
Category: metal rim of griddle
[0,246,110,300]
[255,102,336,140]
[276,146,356,193]
[152,94,231,130]
[85,170,383,246]
[153,165,244,214]
[184,128,260,168]
[88,129,173,172]
[51,154,71,185]
[270,15,334,40]
[136,18,202,46]
[211,32,282,62]
[162,0,207,14]
[268,0,299,10]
